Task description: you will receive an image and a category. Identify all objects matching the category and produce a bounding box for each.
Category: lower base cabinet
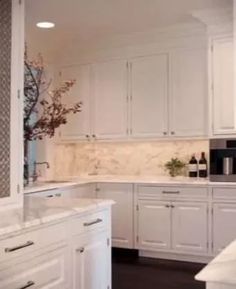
[72,231,110,289]
[137,201,171,250]
[96,183,133,249]
[137,200,208,254]
[172,202,208,254]
[213,203,236,254]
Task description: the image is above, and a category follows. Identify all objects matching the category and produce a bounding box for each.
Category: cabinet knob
[163,132,167,136]
[171,131,175,135]
[79,247,85,253]
[165,204,170,208]
[85,134,90,141]
[92,134,96,139]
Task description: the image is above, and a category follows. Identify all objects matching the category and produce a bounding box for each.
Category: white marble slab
[0,196,114,240]
[24,175,236,195]
[196,239,236,286]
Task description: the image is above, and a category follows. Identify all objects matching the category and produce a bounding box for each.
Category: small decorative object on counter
[188,154,198,178]
[165,158,186,177]
[199,152,208,178]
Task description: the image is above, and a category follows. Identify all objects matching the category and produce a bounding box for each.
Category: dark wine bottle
[199,152,207,178]
[188,155,198,178]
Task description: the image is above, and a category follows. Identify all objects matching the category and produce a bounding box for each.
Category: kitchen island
[0,196,114,289]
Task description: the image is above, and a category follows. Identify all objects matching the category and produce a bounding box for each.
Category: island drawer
[0,222,66,263]
[137,185,208,200]
[70,209,109,236]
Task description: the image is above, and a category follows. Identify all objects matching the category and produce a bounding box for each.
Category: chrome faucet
[32,161,50,182]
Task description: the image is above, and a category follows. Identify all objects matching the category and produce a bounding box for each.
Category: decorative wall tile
[54,140,209,178]
[0,0,11,198]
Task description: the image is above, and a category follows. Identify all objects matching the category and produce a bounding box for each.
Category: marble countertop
[24,175,236,194]
[0,196,114,240]
[196,239,236,285]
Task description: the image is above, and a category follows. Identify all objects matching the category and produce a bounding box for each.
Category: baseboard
[139,250,213,264]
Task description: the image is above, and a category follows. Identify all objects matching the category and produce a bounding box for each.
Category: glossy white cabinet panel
[137,201,171,250]
[212,37,234,135]
[172,202,208,253]
[130,54,168,138]
[169,48,207,137]
[92,60,128,139]
[96,183,134,248]
[59,65,91,140]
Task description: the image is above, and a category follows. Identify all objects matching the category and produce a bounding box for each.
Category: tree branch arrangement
[24,52,82,141]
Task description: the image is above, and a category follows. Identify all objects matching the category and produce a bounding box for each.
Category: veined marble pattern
[54,140,209,178]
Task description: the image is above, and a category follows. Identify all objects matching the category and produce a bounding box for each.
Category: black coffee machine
[210,139,236,182]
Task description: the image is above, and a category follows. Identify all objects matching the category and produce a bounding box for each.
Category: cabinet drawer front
[138,185,208,200]
[70,210,108,236]
[213,187,236,200]
[0,246,69,289]
[0,222,66,263]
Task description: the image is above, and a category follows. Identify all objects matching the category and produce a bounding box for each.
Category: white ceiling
[25,0,232,61]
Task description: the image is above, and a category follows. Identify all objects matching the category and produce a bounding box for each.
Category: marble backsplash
[53,139,209,178]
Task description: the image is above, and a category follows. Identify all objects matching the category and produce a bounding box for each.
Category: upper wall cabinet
[59,65,91,140]
[169,48,208,137]
[91,60,128,140]
[211,37,234,136]
[130,54,168,138]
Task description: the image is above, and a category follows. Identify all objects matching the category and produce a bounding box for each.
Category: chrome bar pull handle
[162,191,180,195]
[83,218,103,227]
[5,241,34,253]
[18,281,35,289]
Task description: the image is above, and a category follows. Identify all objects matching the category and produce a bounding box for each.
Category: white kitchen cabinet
[96,183,134,248]
[73,231,110,289]
[60,184,96,199]
[213,203,236,253]
[211,37,234,135]
[0,245,69,289]
[172,202,208,253]
[59,65,91,140]
[136,185,209,256]
[137,201,171,250]
[130,54,168,138]
[169,48,207,137]
[91,60,128,139]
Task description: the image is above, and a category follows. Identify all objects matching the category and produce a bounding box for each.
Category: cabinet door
[172,202,208,253]
[96,183,133,248]
[169,48,207,137]
[212,37,234,135]
[130,54,168,138]
[213,203,236,254]
[137,201,171,250]
[73,232,110,289]
[0,246,69,289]
[59,65,91,140]
[92,60,128,139]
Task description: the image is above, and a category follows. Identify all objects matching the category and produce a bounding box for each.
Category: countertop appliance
[210,139,236,182]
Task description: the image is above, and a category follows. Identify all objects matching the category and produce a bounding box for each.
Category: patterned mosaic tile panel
[0,0,12,198]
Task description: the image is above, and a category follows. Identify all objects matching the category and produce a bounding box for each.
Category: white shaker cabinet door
[96,183,133,249]
[213,203,236,254]
[137,201,171,250]
[91,60,128,140]
[130,54,168,138]
[73,232,110,289]
[212,37,235,135]
[169,48,207,137]
[59,65,91,140]
[172,202,208,254]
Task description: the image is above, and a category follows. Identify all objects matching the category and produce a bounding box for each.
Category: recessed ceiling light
[36,22,55,29]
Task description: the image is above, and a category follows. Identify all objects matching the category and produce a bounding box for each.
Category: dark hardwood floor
[112,249,205,289]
